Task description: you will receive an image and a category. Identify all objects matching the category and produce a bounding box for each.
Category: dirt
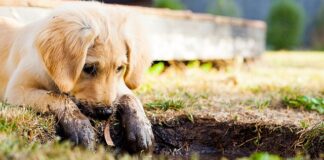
[152,116,299,158]
[92,113,323,159]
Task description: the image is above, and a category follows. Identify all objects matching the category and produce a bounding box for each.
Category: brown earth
[90,113,323,159]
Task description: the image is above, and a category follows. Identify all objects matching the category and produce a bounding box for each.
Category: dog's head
[35,4,151,105]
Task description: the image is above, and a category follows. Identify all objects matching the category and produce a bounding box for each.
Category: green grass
[239,152,310,160]
[283,96,324,114]
[0,136,116,160]
[0,102,56,142]
[145,99,185,111]
[242,98,271,110]
[239,152,281,160]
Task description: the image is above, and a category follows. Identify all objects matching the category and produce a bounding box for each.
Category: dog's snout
[102,85,117,106]
[93,107,113,120]
[73,98,113,120]
[102,95,114,106]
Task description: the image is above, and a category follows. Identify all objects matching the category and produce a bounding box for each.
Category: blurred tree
[266,0,305,50]
[153,0,185,10]
[311,3,324,50]
[208,0,241,17]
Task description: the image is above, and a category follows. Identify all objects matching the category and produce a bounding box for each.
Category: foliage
[187,61,213,71]
[208,0,241,17]
[200,62,213,71]
[311,4,324,50]
[148,62,165,75]
[266,0,305,50]
[283,96,324,114]
[153,0,185,10]
[187,60,200,68]
[314,4,324,33]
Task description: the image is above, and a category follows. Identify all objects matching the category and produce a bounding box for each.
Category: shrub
[208,0,241,17]
[311,4,324,50]
[266,0,305,50]
[153,0,185,10]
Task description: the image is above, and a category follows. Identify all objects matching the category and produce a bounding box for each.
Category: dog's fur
[0,3,153,151]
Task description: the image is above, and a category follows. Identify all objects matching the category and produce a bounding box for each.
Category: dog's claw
[117,95,154,153]
[127,118,154,153]
[59,110,96,149]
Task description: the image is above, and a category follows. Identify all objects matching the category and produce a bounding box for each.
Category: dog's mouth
[68,96,114,120]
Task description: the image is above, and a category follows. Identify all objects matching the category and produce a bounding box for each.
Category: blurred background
[97,0,324,51]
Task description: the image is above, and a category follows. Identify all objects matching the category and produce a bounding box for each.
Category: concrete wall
[141,12,265,60]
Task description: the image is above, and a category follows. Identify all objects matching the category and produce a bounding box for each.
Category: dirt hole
[93,115,323,159]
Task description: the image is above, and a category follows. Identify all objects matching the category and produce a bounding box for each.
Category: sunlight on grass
[0,52,323,159]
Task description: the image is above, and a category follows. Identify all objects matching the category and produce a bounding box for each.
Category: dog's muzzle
[69,95,114,120]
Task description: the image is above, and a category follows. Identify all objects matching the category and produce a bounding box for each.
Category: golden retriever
[0,2,153,152]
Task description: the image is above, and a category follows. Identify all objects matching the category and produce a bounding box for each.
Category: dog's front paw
[59,109,95,149]
[118,95,154,153]
[123,112,154,153]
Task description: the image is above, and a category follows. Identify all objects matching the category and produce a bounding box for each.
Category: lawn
[0,51,323,159]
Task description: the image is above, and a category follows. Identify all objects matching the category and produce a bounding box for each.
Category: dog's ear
[35,14,98,93]
[124,19,152,90]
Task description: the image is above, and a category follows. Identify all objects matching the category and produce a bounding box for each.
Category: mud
[93,114,323,159]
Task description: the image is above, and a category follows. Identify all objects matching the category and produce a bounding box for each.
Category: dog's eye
[116,65,125,73]
[83,64,97,76]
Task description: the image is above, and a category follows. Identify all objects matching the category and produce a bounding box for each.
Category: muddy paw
[117,95,154,153]
[59,109,96,149]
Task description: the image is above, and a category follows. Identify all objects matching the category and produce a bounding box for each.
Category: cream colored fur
[0,3,151,115]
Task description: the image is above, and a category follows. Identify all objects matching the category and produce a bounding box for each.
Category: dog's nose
[72,98,113,120]
[93,106,113,120]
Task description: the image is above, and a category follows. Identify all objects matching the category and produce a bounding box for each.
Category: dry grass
[140,52,324,127]
[0,51,323,159]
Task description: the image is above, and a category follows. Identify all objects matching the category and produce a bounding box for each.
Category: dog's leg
[116,85,154,153]
[5,87,95,149]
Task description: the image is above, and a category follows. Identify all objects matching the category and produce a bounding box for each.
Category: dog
[0,2,154,152]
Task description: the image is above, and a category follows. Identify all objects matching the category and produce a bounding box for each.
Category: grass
[145,99,185,111]
[283,96,324,114]
[297,122,324,154]
[238,152,281,160]
[0,102,56,143]
[139,51,324,158]
[0,51,324,159]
